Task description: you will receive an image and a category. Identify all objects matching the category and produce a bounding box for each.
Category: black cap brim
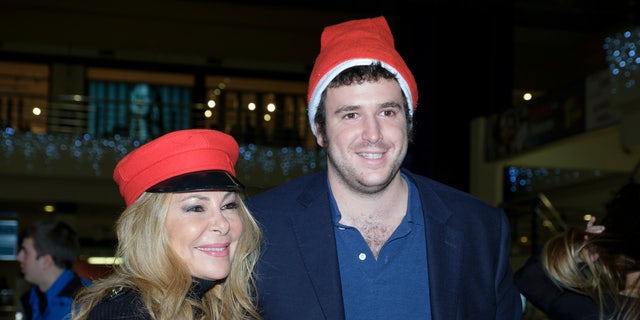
[146,170,244,193]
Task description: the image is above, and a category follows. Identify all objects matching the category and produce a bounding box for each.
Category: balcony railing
[1,129,326,190]
[0,92,326,190]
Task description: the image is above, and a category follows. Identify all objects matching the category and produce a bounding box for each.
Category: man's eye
[382,109,396,117]
[343,113,357,119]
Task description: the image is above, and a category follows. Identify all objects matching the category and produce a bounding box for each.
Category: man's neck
[331,174,409,259]
[331,173,408,224]
[37,267,65,292]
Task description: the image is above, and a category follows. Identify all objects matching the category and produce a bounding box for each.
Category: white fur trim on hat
[307,58,414,136]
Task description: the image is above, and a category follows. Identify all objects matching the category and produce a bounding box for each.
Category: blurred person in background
[516,182,640,320]
[17,218,91,320]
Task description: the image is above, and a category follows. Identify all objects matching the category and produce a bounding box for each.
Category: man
[17,219,91,320]
[246,16,522,319]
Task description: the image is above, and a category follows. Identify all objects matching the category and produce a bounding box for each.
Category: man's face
[316,78,408,194]
[16,237,46,286]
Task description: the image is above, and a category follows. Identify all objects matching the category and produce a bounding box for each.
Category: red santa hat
[307,16,418,136]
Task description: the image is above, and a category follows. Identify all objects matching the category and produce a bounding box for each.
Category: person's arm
[515,253,565,310]
[515,253,601,319]
[515,216,604,319]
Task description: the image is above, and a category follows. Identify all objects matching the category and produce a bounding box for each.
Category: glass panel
[0,61,49,134]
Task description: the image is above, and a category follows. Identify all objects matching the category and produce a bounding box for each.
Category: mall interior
[1,0,640,318]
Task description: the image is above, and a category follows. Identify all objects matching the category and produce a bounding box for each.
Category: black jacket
[515,254,613,320]
[86,278,216,319]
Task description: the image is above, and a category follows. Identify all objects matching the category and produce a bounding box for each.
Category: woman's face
[165,191,243,280]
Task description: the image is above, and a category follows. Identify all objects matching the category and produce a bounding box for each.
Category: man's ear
[314,123,325,147]
[39,253,55,269]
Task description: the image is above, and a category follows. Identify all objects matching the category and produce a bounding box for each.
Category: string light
[1,129,325,180]
[604,27,640,91]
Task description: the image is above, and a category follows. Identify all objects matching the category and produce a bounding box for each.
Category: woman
[72,129,261,320]
[516,182,640,320]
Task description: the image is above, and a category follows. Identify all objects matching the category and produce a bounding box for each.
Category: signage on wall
[485,84,586,161]
[0,220,18,261]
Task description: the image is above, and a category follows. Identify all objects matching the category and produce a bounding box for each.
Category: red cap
[113,129,242,206]
[307,16,418,136]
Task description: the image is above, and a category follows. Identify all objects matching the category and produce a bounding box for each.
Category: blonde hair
[542,227,640,320]
[72,192,262,320]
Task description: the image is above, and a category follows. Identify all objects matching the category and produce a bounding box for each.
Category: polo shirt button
[358,253,366,260]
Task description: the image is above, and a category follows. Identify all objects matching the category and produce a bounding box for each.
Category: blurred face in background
[16,238,47,287]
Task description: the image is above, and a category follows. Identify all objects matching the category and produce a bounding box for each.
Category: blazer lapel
[425,216,463,320]
[290,174,346,320]
[411,174,464,320]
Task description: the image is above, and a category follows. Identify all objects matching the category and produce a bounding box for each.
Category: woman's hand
[585,216,605,234]
[580,216,604,263]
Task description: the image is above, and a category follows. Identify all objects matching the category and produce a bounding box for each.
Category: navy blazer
[247,169,522,320]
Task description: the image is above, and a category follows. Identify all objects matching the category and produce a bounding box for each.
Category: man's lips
[358,152,383,159]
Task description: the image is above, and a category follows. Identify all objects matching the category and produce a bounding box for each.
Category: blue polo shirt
[25,269,91,320]
[330,175,431,319]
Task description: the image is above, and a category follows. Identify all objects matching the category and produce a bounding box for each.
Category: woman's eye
[185,205,205,213]
[221,202,238,210]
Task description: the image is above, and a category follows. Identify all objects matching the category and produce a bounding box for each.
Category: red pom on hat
[113,129,242,206]
[307,16,418,136]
